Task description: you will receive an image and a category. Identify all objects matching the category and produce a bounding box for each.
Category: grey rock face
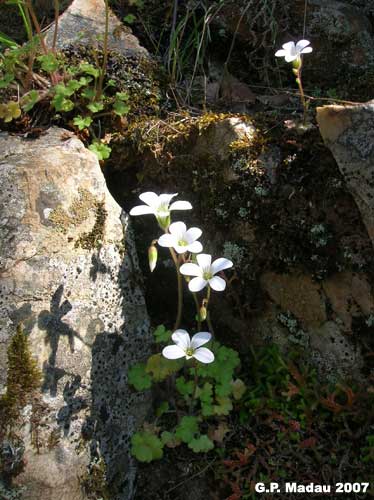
[0,128,151,500]
[44,0,148,58]
[317,103,374,247]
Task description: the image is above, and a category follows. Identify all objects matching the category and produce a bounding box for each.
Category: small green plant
[0,0,128,159]
[275,39,313,123]
[128,192,244,461]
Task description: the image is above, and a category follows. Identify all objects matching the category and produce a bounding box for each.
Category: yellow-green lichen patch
[49,188,107,250]
[49,188,98,234]
[75,201,107,250]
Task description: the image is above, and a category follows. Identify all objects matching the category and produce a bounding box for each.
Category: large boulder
[44,0,149,58]
[0,128,151,500]
[317,102,374,247]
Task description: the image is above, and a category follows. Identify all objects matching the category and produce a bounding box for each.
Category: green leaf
[153,325,172,344]
[87,101,104,113]
[21,90,39,112]
[73,115,93,130]
[52,94,75,112]
[131,431,163,462]
[175,416,199,444]
[37,53,60,73]
[145,353,181,382]
[113,100,130,116]
[197,382,213,404]
[0,101,21,122]
[161,431,181,448]
[176,376,194,397]
[67,79,84,93]
[81,87,96,100]
[88,141,111,161]
[0,30,18,48]
[188,435,214,453]
[128,363,152,391]
[156,401,169,417]
[231,378,246,400]
[0,73,15,89]
[116,91,129,101]
[213,396,233,416]
[79,62,100,79]
[123,14,136,24]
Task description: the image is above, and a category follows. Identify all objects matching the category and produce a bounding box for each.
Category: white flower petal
[174,244,189,254]
[301,46,312,54]
[159,193,178,206]
[190,331,211,349]
[162,345,186,359]
[209,275,226,291]
[296,39,311,52]
[187,241,203,254]
[180,263,202,277]
[185,227,202,243]
[139,192,159,207]
[282,41,296,53]
[285,53,298,62]
[188,277,207,292]
[158,233,176,248]
[193,347,215,364]
[196,253,212,269]
[211,257,233,275]
[171,329,190,349]
[275,49,286,57]
[169,221,187,238]
[169,200,193,211]
[129,205,155,216]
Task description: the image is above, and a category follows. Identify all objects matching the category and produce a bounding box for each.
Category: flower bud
[157,214,171,231]
[199,305,207,322]
[148,244,158,272]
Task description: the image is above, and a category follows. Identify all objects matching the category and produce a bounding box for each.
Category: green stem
[189,360,199,414]
[192,292,202,331]
[97,0,110,101]
[205,286,215,336]
[296,63,307,124]
[169,248,183,331]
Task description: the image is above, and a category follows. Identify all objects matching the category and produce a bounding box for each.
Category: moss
[119,111,250,167]
[0,325,41,429]
[80,457,111,500]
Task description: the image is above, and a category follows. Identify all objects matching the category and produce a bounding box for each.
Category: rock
[44,0,148,58]
[301,0,374,85]
[260,272,326,329]
[0,128,151,500]
[317,102,374,246]
[322,272,374,331]
[193,117,255,164]
[309,321,363,378]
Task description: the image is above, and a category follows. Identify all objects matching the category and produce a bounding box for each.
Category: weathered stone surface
[317,103,374,246]
[193,117,255,164]
[322,272,374,331]
[260,272,326,329]
[44,0,148,58]
[309,321,363,378]
[0,128,151,500]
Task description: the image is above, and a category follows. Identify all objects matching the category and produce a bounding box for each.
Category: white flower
[158,221,203,254]
[129,192,192,229]
[275,40,312,62]
[180,253,233,292]
[162,329,214,363]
